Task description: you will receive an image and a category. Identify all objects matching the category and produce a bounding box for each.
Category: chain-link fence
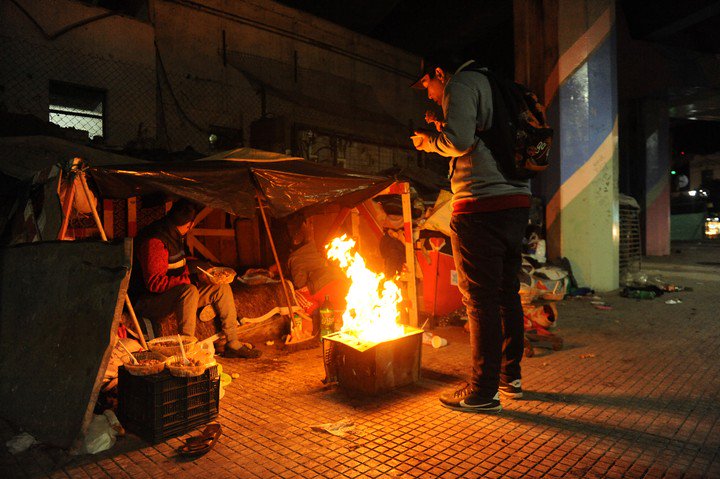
[1,31,429,172]
[0,34,156,147]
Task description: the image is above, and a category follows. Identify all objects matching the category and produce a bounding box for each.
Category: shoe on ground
[499,379,523,399]
[224,344,261,359]
[439,382,502,413]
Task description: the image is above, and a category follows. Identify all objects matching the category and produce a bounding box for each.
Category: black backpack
[471,68,553,180]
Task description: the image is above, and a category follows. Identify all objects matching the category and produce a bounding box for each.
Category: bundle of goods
[122,351,167,376]
[148,335,198,357]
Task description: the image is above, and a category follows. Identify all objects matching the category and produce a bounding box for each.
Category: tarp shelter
[0,142,412,449]
[0,136,150,181]
[0,136,151,244]
[88,147,395,219]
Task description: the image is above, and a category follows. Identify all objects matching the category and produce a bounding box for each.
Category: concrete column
[515,0,619,291]
[640,98,671,256]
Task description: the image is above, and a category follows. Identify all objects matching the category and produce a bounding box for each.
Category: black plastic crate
[118,365,220,443]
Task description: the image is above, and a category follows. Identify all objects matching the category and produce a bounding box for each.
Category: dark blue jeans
[450,208,529,396]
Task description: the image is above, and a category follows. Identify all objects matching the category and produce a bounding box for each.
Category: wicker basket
[123,351,167,376]
[148,335,198,357]
[166,355,207,377]
[206,266,236,285]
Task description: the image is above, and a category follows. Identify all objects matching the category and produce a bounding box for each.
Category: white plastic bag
[6,432,38,454]
[80,413,118,455]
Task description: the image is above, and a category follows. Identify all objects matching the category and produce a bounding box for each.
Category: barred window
[49,81,105,140]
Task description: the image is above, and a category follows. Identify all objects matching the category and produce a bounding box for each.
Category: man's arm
[414,74,493,157]
[138,238,190,293]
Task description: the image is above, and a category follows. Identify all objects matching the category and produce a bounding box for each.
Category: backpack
[471,68,553,180]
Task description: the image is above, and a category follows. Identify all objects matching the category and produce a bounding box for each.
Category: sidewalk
[2,242,719,478]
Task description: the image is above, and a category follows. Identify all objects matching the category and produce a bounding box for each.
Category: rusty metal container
[324,326,423,396]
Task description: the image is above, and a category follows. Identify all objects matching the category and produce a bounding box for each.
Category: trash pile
[620,271,692,301]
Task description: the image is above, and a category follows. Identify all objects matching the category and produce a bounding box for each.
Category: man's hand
[411,131,434,152]
[424,110,446,132]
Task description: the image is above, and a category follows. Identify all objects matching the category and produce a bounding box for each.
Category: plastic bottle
[629,290,656,300]
[319,295,335,337]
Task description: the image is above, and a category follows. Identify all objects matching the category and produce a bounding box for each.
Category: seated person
[285,214,349,312]
[130,199,259,358]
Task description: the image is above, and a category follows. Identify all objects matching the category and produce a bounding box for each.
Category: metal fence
[1,34,426,172]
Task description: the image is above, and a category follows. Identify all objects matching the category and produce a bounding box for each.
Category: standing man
[412,55,529,412]
[130,198,259,358]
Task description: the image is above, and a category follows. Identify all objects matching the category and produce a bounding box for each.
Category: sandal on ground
[177,424,222,457]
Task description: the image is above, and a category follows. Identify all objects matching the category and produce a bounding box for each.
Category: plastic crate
[118,364,219,443]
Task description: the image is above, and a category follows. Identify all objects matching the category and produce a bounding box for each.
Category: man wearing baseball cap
[411,52,530,412]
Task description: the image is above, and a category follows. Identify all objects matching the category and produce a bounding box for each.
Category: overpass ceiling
[274,0,514,74]
[279,0,720,121]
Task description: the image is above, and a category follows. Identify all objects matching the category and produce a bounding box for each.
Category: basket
[123,351,167,376]
[206,266,236,285]
[166,355,207,377]
[148,335,198,357]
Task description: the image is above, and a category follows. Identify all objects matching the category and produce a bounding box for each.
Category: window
[49,81,105,140]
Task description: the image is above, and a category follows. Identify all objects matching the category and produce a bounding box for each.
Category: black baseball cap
[410,50,468,89]
[410,57,434,90]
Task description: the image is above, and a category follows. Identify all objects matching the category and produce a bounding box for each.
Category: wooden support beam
[323,207,352,245]
[190,228,236,237]
[187,234,221,264]
[102,199,114,240]
[356,201,384,240]
[127,198,137,237]
[400,183,418,327]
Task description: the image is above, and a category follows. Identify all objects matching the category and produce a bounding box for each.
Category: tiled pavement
[2,242,720,478]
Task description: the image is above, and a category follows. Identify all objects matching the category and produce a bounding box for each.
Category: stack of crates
[118,365,220,443]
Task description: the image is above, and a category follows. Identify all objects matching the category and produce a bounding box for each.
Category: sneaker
[499,379,523,399]
[439,382,502,413]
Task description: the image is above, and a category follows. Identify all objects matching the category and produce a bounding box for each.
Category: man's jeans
[136,283,239,342]
[450,207,529,396]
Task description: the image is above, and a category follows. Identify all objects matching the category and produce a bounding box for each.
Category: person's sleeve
[138,238,190,293]
[426,76,491,158]
[287,253,309,290]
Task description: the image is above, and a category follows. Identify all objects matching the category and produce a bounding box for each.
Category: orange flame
[326,235,405,343]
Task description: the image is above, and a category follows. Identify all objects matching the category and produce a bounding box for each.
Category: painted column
[641,98,671,256]
[515,0,619,291]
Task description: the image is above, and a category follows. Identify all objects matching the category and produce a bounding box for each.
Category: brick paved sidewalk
[2,243,719,478]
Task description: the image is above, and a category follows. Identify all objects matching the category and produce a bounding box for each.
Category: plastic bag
[79,412,120,455]
[193,339,216,366]
[6,432,38,454]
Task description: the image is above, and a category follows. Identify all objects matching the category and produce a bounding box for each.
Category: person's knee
[177,283,199,303]
[217,283,233,298]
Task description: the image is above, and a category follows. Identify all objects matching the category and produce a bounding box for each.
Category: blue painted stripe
[541,25,617,203]
[557,26,617,184]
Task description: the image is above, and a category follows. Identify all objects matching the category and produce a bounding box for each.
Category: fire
[326,235,405,343]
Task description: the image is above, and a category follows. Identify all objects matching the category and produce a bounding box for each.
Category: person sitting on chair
[130,198,259,358]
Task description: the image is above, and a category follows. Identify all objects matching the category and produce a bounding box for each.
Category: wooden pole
[400,183,419,327]
[78,170,149,350]
[58,180,76,240]
[256,196,296,322]
[57,158,83,240]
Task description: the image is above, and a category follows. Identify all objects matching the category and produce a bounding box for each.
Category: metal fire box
[324,326,423,396]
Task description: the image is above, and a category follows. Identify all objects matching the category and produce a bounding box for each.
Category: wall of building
[0,0,156,146]
[1,0,424,170]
